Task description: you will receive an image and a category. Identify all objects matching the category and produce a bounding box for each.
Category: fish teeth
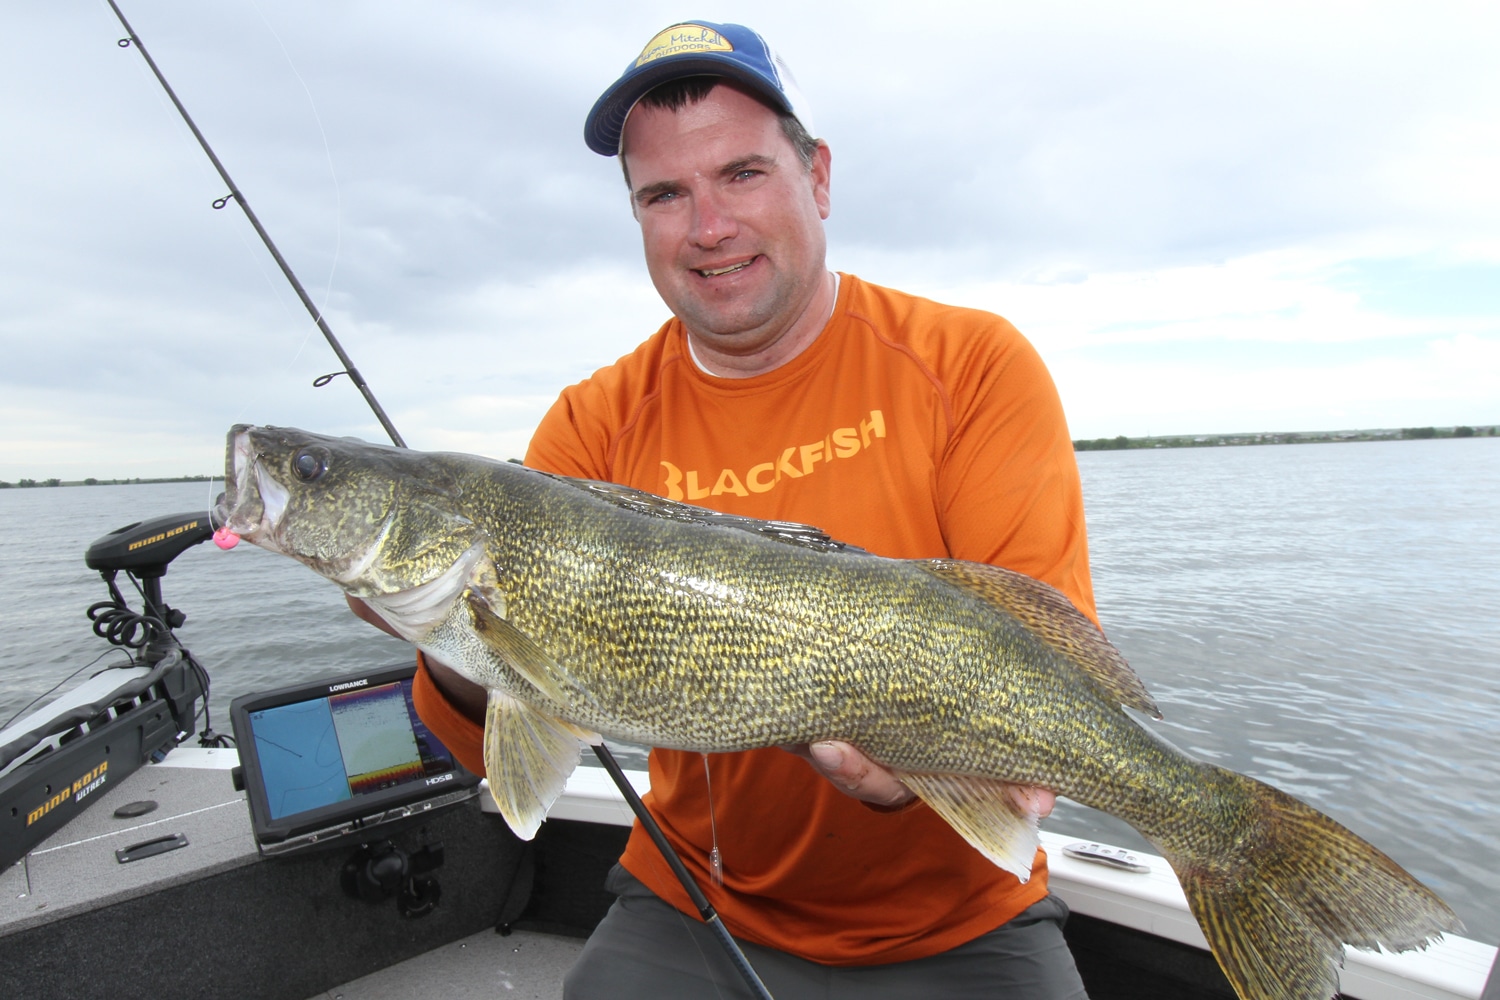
[254,464,289,536]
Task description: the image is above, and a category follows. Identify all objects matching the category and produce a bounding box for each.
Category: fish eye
[292,447,329,482]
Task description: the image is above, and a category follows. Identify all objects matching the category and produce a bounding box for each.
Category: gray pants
[563,866,1089,999]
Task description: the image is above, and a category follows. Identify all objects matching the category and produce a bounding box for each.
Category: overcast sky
[5,1,1497,481]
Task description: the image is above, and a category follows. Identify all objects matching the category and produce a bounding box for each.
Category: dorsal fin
[917,559,1160,718]
[550,474,866,555]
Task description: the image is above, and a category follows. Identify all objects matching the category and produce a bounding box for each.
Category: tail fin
[1164,773,1463,1000]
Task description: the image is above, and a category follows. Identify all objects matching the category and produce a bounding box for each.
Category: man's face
[621,84,831,358]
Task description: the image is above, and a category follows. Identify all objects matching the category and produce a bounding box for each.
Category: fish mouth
[220,426,290,551]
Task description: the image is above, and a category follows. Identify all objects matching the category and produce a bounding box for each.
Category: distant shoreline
[0,475,219,490]
[1072,424,1496,451]
[2,425,1495,486]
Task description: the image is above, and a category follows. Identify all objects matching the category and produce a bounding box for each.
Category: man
[392,20,1095,998]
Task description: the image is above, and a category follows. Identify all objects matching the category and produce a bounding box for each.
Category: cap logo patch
[635,24,734,66]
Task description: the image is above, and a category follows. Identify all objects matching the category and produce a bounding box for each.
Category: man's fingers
[789,741,915,808]
[807,741,849,776]
[1005,783,1057,819]
[781,742,1057,818]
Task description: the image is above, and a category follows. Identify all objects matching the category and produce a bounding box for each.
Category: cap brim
[584,57,796,156]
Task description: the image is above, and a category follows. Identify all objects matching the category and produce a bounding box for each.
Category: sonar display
[329,683,425,794]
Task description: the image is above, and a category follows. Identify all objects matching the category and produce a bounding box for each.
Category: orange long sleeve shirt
[414,273,1096,965]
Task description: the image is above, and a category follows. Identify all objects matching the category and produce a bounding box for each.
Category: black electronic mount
[228,661,481,921]
[0,510,222,872]
[340,837,446,918]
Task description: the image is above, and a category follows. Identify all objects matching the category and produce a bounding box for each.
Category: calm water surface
[1065,438,1499,945]
[1,438,1496,943]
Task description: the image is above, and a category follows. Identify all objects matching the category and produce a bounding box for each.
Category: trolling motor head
[85,509,219,664]
[85,509,217,578]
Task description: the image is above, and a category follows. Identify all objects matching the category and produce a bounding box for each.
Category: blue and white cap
[584,21,815,156]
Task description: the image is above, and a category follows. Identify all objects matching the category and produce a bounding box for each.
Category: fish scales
[499,484,1075,768]
[220,425,1462,1000]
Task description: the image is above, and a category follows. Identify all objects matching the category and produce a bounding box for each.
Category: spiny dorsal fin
[550,474,866,555]
[917,559,1160,718]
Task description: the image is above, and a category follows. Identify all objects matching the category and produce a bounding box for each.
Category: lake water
[1,438,1496,944]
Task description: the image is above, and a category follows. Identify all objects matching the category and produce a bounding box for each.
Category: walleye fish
[218,424,1460,1000]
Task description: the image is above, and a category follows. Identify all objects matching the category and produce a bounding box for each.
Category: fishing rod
[106,0,404,449]
[107,6,772,997]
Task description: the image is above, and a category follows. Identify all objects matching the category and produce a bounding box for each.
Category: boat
[0,511,1496,999]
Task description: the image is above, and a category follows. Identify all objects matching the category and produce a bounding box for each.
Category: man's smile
[695,257,758,278]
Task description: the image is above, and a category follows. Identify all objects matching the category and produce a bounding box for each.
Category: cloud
[1055,337,1498,439]
[901,245,1499,437]
[2,1,1498,479]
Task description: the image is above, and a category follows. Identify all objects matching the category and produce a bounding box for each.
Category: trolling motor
[83,511,217,668]
[0,511,221,872]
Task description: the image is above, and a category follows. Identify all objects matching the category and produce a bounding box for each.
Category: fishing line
[243,0,344,338]
[204,478,223,525]
[595,745,773,999]
[703,753,725,886]
[213,0,348,397]
[29,798,243,855]
[99,2,331,447]
[105,6,768,994]
[0,649,134,732]
[105,0,404,449]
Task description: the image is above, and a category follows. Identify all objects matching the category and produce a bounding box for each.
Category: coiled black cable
[82,573,233,748]
[87,597,168,650]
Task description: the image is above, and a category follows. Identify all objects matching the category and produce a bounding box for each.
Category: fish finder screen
[248,679,457,820]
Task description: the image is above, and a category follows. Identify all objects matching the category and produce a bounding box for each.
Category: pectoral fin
[483,689,585,840]
[897,771,1042,882]
[464,590,576,707]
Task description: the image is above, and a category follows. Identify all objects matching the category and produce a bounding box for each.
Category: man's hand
[781,741,916,809]
[345,594,488,723]
[346,593,402,638]
[782,740,1058,817]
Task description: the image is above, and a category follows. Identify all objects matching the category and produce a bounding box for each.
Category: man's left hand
[781,741,916,809]
[783,741,1058,817]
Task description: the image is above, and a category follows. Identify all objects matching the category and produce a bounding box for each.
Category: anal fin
[897,771,1043,882]
[483,689,585,840]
